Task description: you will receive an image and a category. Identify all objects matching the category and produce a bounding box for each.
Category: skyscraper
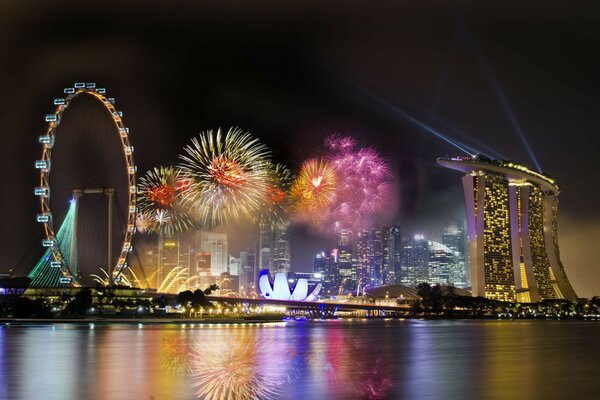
[335,229,355,294]
[258,222,274,273]
[195,251,211,275]
[427,240,456,285]
[273,227,291,273]
[442,221,469,287]
[313,251,336,296]
[438,156,577,302]
[400,234,429,286]
[240,247,257,295]
[382,226,401,284]
[356,227,383,291]
[196,231,228,276]
[158,236,191,290]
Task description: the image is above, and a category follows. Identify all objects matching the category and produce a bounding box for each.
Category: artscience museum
[258,270,321,301]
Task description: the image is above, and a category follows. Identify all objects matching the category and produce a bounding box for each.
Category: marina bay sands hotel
[438,156,577,302]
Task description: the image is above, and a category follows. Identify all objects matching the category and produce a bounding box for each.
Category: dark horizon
[1,1,599,297]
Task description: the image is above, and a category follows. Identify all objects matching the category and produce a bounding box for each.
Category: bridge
[202,295,412,318]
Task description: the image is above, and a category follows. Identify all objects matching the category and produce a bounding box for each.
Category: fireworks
[290,135,392,232]
[290,158,337,222]
[255,162,293,229]
[323,135,391,232]
[178,127,272,226]
[137,166,193,236]
[135,210,157,233]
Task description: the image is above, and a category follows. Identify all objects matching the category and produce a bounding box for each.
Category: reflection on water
[0,320,599,400]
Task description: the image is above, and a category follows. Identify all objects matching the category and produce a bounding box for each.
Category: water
[0,319,598,400]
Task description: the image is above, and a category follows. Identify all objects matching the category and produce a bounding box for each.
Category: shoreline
[1,316,598,325]
[0,317,285,325]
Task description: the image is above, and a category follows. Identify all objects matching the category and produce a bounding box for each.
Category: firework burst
[137,166,193,236]
[178,127,272,227]
[254,162,293,230]
[135,210,157,233]
[290,158,337,222]
[323,135,391,232]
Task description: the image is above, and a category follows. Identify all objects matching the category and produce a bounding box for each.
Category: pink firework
[323,135,391,232]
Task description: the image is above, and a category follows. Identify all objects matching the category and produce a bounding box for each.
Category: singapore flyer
[30,82,137,287]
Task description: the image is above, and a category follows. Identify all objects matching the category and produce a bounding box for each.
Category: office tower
[156,236,191,290]
[356,227,383,291]
[427,240,455,285]
[443,221,469,287]
[258,222,274,273]
[197,231,228,276]
[228,256,241,276]
[382,226,401,284]
[313,251,337,296]
[335,230,355,294]
[273,227,291,273]
[240,247,257,295]
[438,156,577,301]
[194,251,211,275]
[400,234,429,286]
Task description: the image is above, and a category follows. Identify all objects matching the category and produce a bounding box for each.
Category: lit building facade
[258,222,274,273]
[273,227,291,274]
[334,229,355,294]
[313,251,337,296]
[239,247,257,295]
[197,232,228,276]
[336,245,355,294]
[427,240,457,285]
[382,226,401,285]
[442,221,469,287]
[400,235,429,286]
[356,228,383,290]
[438,156,577,302]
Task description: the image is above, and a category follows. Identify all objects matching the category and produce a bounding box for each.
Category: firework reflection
[188,333,292,400]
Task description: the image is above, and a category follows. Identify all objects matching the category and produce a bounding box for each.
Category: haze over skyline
[1,1,599,297]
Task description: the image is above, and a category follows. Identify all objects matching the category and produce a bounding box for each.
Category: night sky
[1,1,599,296]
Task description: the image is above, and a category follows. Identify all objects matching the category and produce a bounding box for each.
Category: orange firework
[149,184,177,207]
[290,158,337,219]
[209,155,247,187]
[137,166,193,236]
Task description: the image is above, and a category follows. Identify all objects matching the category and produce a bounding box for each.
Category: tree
[64,288,93,316]
[416,283,443,314]
[204,284,219,295]
[192,289,211,308]
[176,290,194,307]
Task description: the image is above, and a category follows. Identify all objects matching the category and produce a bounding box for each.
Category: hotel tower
[438,156,577,302]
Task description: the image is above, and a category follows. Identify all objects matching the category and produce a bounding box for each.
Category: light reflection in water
[0,320,599,400]
[188,332,289,400]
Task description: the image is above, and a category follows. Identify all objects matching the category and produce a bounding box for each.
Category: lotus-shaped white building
[258,270,321,301]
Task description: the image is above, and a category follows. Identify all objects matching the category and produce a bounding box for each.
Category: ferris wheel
[34,82,137,286]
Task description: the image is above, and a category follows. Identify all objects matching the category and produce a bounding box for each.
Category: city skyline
[2,4,600,400]
[1,2,599,297]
